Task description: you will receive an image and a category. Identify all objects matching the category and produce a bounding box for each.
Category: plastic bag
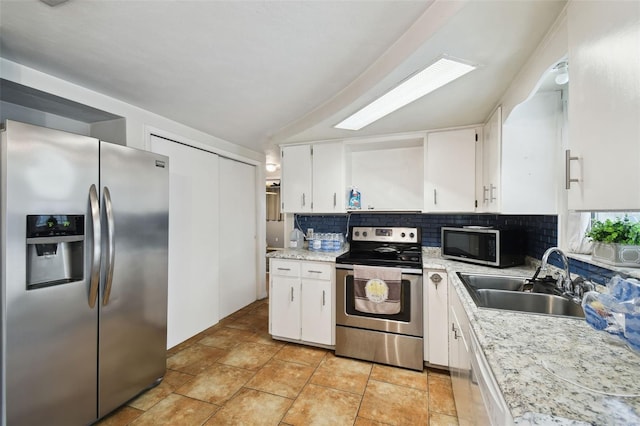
[582,275,640,351]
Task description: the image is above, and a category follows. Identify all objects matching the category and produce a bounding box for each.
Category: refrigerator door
[98,142,169,417]
[1,121,100,425]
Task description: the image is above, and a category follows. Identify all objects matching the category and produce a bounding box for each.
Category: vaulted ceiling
[0,0,566,169]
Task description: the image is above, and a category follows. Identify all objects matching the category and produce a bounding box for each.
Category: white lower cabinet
[424,269,449,366]
[269,259,335,347]
[449,279,512,426]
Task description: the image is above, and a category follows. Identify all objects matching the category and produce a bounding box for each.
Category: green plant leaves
[586,216,640,245]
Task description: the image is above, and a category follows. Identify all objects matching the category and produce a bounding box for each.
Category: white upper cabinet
[281,143,345,213]
[424,128,477,212]
[501,91,562,214]
[281,144,312,213]
[566,1,640,210]
[479,106,502,212]
[312,142,345,213]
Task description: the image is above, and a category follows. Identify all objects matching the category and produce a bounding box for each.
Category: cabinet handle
[290,287,294,302]
[308,270,322,274]
[489,184,497,202]
[322,290,326,306]
[302,193,306,207]
[277,267,291,271]
[483,185,489,203]
[470,362,479,385]
[333,192,336,207]
[452,323,459,339]
[565,149,580,189]
[433,189,437,205]
[430,273,442,289]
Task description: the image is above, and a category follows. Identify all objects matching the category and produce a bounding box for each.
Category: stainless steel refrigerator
[0,120,169,425]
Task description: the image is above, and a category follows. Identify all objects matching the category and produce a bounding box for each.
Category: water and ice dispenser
[26,214,85,289]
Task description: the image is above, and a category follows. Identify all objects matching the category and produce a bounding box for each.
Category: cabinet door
[480,107,501,212]
[567,1,640,210]
[424,129,476,212]
[300,278,333,345]
[270,276,301,340]
[281,145,312,213]
[312,143,345,213]
[449,281,473,425]
[426,271,449,366]
[501,91,561,214]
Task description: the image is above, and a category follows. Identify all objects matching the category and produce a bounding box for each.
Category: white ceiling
[0,0,566,171]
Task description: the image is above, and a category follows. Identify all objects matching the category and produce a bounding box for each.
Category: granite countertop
[266,246,348,262]
[422,251,640,426]
[268,247,640,423]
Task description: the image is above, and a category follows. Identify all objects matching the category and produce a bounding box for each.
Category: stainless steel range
[335,226,423,371]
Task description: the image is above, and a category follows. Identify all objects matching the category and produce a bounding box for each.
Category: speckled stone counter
[423,251,640,425]
[266,247,348,262]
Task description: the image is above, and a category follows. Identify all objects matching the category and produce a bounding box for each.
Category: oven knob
[363,231,368,237]
[401,232,406,238]
[410,232,415,239]
[355,231,360,237]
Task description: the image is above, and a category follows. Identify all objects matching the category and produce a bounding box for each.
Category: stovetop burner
[336,226,422,268]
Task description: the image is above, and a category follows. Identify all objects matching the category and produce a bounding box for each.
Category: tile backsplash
[294,212,624,284]
[294,213,557,259]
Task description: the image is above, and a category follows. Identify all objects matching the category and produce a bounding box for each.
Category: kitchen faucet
[540,247,572,292]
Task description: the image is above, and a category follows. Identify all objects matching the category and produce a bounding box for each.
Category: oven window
[344,275,411,322]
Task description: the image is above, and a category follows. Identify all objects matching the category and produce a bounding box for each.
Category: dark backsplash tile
[295,213,556,258]
[295,212,618,283]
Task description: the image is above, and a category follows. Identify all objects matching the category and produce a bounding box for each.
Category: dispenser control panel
[26,215,84,238]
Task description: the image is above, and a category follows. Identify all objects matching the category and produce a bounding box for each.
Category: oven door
[336,266,423,337]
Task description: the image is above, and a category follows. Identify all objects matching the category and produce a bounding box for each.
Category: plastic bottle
[289,228,304,249]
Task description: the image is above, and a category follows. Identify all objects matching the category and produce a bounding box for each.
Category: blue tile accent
[294,213,557,258]
[294,212,622,284]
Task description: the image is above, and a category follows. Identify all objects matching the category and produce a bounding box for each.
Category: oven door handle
[335,263,423,275]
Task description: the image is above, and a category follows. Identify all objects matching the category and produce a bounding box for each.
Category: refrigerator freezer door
[1,121,100,425]
[98,142,169,417]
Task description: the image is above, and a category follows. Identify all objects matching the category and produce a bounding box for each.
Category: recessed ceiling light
[335,57,477,131]
[554,61,569,85]
[265,163,278,173]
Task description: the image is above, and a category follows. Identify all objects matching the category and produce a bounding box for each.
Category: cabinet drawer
[271,259,300,277]
[301,262,332,280]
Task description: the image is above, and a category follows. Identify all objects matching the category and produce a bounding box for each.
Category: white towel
[353,265,402,315]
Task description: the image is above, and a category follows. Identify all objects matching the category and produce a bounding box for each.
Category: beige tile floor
[97,298,459,426]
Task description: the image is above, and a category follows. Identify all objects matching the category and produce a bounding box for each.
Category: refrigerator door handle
[88,184,101,308]
[102,186,116,306]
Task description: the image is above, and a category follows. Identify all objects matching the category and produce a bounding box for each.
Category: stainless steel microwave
[441,227,525,268]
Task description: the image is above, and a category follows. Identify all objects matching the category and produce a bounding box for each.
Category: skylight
[335,57,476,131]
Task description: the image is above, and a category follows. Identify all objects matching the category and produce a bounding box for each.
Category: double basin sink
[457,272,585,318]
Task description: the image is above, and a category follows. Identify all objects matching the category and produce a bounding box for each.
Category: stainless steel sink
[457,273,528,292]
[457,272,585,318]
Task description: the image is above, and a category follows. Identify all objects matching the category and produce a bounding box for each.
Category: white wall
[1,58,263,163]
[500,5,568,123]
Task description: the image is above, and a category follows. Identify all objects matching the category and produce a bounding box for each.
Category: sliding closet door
[150,135,219,348]
[219,157,257,319]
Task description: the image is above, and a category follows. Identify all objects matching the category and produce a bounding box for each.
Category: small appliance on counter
[441,226,525,268]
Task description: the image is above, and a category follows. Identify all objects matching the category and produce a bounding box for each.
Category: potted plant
[585,216,640,267]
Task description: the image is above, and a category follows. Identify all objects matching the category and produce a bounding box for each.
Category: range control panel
[350,227,420,244]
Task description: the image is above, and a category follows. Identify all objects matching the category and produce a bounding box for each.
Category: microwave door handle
[102,186,116,306]
[88,184,101,308]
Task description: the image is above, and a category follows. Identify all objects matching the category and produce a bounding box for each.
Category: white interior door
[150,135,219,348]
[219,157,257,319]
